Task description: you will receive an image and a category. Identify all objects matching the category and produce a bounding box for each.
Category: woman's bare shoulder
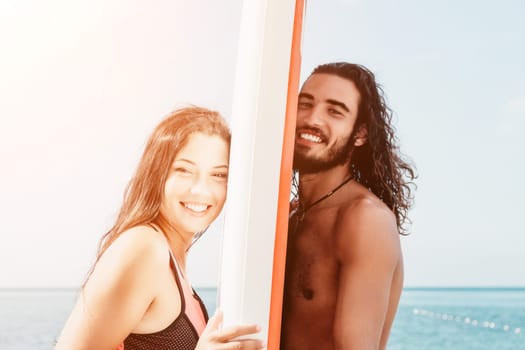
[88,225,170,291]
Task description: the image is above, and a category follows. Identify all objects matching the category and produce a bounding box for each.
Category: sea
[0,287,523,349]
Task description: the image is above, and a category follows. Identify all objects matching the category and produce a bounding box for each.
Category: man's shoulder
[335,194,400,262]
[335,189,399,247]
[341,188,395,226]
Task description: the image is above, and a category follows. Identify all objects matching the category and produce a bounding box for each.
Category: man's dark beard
[293,136,354,174]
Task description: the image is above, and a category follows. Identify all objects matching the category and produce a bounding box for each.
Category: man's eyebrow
[299,93,350,113]
[298,92,314,100]
[326,99,349,112]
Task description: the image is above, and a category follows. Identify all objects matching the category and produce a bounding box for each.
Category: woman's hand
[196,310,265,350]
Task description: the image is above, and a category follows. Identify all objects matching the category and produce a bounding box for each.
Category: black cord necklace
[295,174,353,222]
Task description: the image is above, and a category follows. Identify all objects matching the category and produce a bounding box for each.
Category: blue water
[389,288,525,350]
[0,288,523,349]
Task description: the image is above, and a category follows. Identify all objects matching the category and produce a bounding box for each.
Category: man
[281,62,416,350]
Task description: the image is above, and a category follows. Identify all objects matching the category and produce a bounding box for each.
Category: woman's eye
[213,172,228,180]
[174,167,192,175]
[298,102,311,109]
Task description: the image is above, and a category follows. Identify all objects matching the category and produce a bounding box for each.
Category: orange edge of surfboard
[267,0,305,349]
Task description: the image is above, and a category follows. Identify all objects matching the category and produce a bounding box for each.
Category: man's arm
[333,198,402,350]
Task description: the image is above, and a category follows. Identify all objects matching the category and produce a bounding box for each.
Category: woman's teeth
[184,203,208,212]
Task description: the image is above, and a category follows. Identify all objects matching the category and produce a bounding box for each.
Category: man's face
[293,73,361,174]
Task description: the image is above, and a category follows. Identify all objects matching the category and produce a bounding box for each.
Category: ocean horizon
[1,287,524,349]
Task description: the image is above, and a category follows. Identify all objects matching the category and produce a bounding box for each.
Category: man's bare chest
[286,216,340,302]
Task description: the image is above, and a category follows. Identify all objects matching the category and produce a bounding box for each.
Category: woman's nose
[189,175,208,195]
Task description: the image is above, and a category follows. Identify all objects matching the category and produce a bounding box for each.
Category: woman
[56,107,264,350]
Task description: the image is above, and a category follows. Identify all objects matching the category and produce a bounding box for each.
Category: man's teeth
[300,133,322,143]
[184,203,208,212]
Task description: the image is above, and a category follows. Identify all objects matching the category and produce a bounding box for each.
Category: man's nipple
[302,288,314,300]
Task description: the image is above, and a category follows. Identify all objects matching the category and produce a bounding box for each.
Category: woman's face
[161,132,229,237]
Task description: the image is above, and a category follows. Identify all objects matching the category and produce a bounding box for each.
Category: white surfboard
[218,0,305,348]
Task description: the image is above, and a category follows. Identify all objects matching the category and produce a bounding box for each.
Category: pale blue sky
[0,0,523,287]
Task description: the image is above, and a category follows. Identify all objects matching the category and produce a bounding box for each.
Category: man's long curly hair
[295,62,416,234]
